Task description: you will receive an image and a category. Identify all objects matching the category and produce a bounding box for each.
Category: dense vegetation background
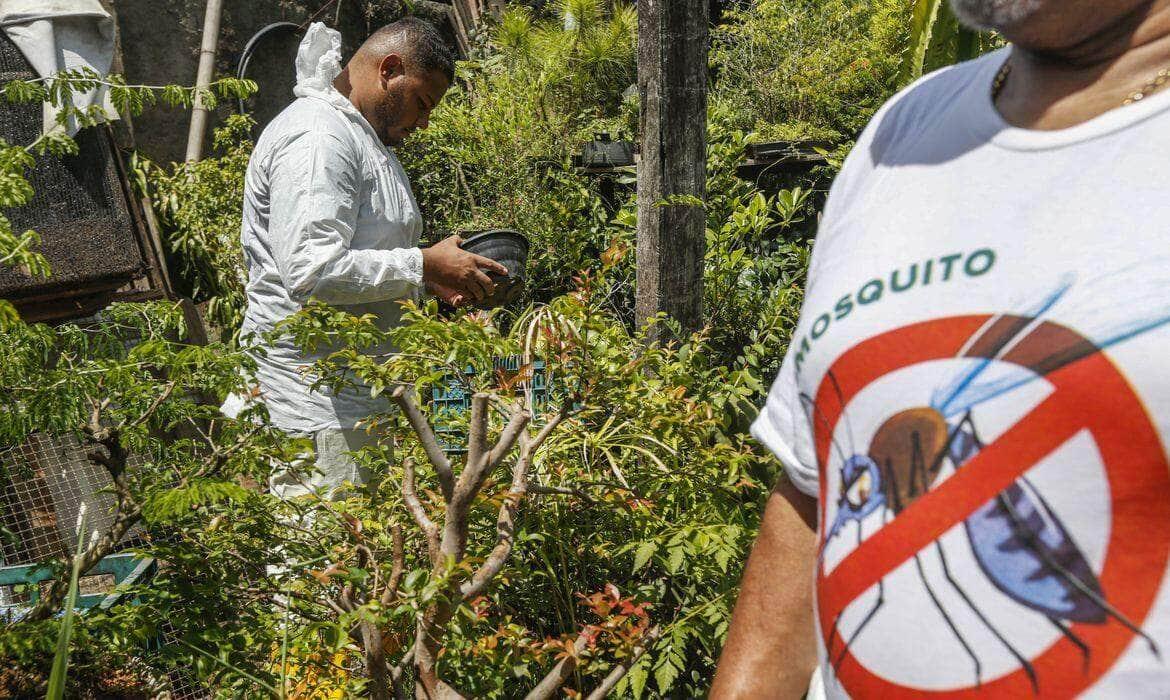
[0,0,987,696]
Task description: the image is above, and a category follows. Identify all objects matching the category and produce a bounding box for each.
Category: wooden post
[485,0,506,20]
[635,0,708,342]
[185,0,224,163]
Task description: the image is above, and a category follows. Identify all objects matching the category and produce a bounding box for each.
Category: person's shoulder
[255,99,358,160]
[263,99,350,139]
[861,48,1006,161]
[883,49,1003,121]
[819,49,1006,226]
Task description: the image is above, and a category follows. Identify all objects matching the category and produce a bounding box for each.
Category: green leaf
[653,652,682,694]
[714,545,733,573]
[629,657,649,699]
[142,479,249,522]
[633,541,657,572]
[902,0,944,85]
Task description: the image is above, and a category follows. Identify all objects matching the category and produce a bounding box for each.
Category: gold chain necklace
[991,61,1170,105]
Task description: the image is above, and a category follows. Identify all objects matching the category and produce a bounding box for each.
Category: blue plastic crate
[431,357,556,453]
[0,553,156,622]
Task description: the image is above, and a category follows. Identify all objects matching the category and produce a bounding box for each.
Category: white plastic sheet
[0,0,117,136]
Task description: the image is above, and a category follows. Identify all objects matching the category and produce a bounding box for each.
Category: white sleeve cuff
[402,246,424,286]
[751,409,820,498]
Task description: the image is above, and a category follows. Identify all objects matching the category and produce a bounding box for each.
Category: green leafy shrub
[711,0,910,142]
[273,271,780,696]
[136,115,254,341]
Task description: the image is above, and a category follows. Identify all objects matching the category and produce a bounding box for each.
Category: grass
[46,506,87,700]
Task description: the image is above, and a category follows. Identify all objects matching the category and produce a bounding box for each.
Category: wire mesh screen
[147,620,214,699]
[0,33,144,301]
[0,432,144,567]
[168,674,213,700]
[0,436,214,697]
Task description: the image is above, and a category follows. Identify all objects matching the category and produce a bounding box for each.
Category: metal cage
[0,33,169,322]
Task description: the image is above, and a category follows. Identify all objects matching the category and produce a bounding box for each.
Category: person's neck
[333,67,379,125]
[333,67,355,102]
[997,2,1170,129]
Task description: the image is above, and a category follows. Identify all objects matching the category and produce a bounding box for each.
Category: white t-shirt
[752,47,1170,698]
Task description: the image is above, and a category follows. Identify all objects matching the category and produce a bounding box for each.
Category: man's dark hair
[364,17,456,83]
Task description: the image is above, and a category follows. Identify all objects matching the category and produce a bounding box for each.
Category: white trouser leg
[268,428,384,503]
[267,428,389,585]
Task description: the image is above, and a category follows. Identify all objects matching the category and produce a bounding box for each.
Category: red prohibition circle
[809,315,1170,698]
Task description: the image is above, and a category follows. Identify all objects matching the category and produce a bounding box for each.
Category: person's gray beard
[949,0,1042,30]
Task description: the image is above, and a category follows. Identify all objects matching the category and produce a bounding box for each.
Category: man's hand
[421,235,508,302]
[426,280,466,308]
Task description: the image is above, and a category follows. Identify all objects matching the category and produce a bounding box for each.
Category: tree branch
[459,435,530,601]
[532,398,573,450]
[393,386,455,501]
[381,524,406,606]
[442,404,531,564]
[390,644,416,686]
[465,393,489,477]
[192,422,265,479]
[411,393,570,695]
[454,162,478,216]
[121,380,177,432]
[459,398,570,602]
[360,616,392,700]
[528,484,595,504]
[584,625,662,700]
[522,629,591,700]
[484,406,531,471]
[402,458,441,565]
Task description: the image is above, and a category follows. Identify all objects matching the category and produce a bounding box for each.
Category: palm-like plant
[903,0,999,85]
[493,0,636,117]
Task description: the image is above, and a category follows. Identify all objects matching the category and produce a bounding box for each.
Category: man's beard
[373,89,406,147]
[950,0,1043,30]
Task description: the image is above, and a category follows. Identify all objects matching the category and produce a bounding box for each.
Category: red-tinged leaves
[309,563,347,585]
[600,240,629,269]
[342,512,363,540]
[619,600,649,617]
[471,596,492,619]
[605,582,621,601]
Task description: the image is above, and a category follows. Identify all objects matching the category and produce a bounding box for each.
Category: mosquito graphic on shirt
[801,275,1169,693]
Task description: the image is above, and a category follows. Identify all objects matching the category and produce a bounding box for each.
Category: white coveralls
[221,23,423,500]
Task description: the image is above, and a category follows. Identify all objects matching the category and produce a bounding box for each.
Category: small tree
[275,290,672,698]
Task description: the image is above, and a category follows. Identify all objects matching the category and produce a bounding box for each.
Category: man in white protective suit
[221,19,506,500]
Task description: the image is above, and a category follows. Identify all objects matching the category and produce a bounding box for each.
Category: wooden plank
[0,553,156,614]
[635,0,709,341]
[446,5,472,58]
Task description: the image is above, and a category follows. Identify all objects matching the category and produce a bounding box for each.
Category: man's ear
[379,53,405,85]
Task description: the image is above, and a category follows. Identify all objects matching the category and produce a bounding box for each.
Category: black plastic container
[743,139,835,161]
[460,229,530,309]
[575,133,635,169]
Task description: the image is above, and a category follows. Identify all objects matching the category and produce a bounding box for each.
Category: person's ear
[379,53,405,86]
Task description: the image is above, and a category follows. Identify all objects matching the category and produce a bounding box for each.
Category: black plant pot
[574,133,635,170]
[460,229,530,310]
